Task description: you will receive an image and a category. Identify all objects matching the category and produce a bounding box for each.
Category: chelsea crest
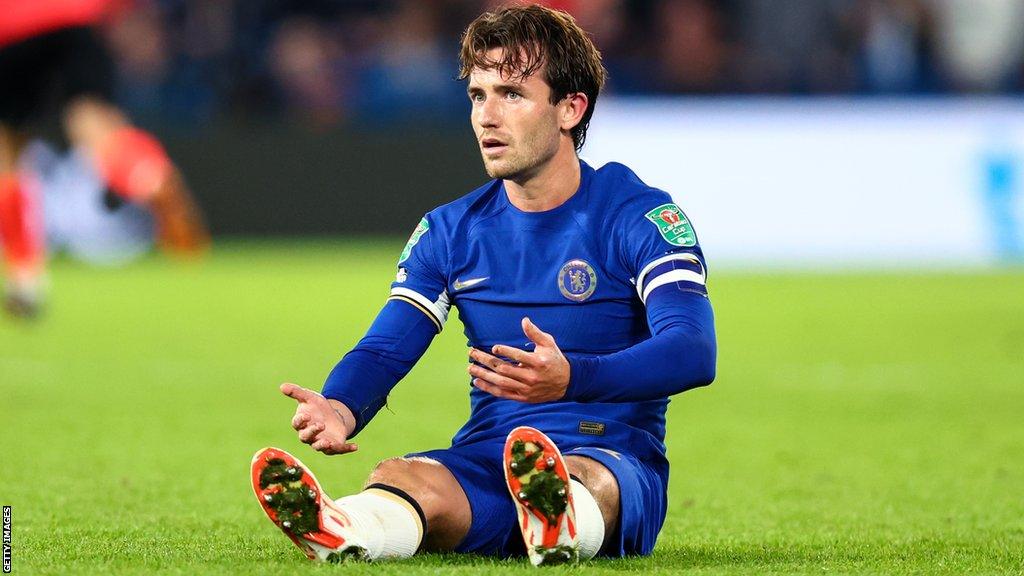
[558,259,597,302]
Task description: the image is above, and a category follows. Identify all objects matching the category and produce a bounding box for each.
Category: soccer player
[251,5,716,566]
[0,0,209,318]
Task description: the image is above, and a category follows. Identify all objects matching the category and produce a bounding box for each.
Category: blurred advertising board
[585,99,1024,268]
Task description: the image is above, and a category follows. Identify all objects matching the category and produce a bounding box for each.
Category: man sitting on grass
[251,4,716,566]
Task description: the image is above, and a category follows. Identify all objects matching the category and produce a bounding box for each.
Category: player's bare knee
[366,458,442,511]
[566,456,620,523]
[365,457,468,529]
[585,464,619,501]
[366,457,414,488]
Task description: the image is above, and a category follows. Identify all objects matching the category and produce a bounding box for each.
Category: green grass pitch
[2,240,1022,575]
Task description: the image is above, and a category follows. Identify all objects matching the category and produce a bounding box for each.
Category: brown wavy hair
[459,4,607,151]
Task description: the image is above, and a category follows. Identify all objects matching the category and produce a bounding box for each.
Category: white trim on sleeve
[390,287,451,326]
[635,253,704,301]
[635,253,702,291]
[641,269,706,304]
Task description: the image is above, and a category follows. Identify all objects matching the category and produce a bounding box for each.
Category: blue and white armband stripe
[388,287,451,332]
[635,252,707,304]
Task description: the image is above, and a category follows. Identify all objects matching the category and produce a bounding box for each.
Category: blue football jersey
[386,160,710,469]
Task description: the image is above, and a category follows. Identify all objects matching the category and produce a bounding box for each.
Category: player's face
[468,51,563,180]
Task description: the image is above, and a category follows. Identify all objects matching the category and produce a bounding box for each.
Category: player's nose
[476,98,501,129]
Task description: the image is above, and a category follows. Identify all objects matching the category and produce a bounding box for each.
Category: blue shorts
[407,440,667,557]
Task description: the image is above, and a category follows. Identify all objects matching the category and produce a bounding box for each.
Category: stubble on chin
[482,156,518,180]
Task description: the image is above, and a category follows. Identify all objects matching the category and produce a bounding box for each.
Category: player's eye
[469,92,484,102]
[507,91,521,100]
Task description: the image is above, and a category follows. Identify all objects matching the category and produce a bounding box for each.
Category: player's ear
[559,92,588,133]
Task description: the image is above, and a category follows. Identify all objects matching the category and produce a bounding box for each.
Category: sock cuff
[364,483,427,547]
[569,478,606,560]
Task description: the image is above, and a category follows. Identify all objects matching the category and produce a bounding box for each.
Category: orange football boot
[250,447,368,562]
[503,426,579,566]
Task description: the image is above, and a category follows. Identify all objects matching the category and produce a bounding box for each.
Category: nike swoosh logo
[453,277,488,290]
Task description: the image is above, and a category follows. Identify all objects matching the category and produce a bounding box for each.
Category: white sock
[570,479,606,559]
[334,488,423,560]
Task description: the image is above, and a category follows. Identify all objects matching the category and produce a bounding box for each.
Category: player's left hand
[468,317,570,403]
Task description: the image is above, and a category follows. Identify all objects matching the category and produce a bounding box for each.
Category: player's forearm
[565,327,715,402]
[322,349,398,437]
[564,291,716,402]
[321,299,438,436]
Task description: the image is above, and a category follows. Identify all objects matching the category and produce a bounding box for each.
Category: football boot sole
[250,447,368,562]
[503,426,579,566]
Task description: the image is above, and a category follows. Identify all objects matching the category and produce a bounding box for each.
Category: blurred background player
[0,0,209,318]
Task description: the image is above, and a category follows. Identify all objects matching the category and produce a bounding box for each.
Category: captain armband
[634,252,707,304]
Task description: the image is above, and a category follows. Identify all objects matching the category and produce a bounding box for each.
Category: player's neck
[504,145,580,212]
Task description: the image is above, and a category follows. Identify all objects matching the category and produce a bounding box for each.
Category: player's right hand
[280,382,358,455]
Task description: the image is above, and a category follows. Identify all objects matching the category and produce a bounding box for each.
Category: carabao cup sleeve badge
[644,203,696,247]
[398,217,429,264]
[558,259,597,302]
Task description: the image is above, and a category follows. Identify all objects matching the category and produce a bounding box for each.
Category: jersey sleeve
[620,196,708,304]
[321,300,439,436]
[388,214,451,333]
[562,193,716,403]
[320,214,450,436]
